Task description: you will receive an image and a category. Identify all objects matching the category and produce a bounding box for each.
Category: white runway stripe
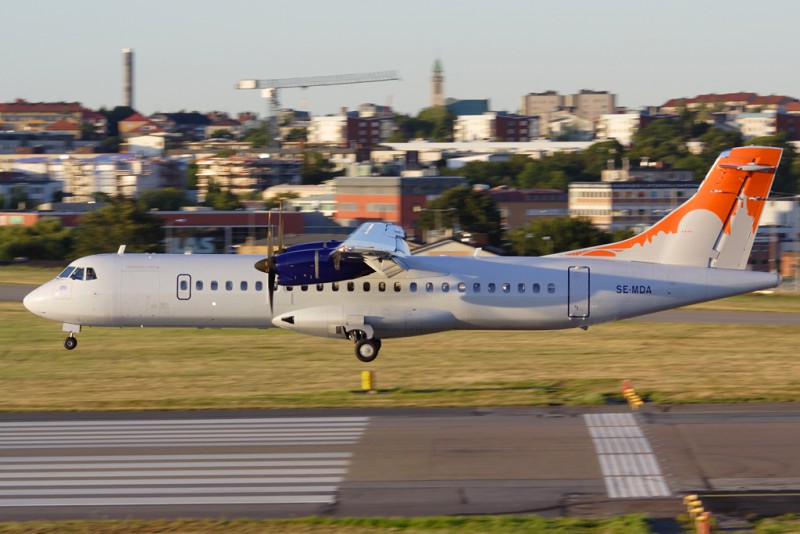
[584,413,670,499]
[0,416,369,508]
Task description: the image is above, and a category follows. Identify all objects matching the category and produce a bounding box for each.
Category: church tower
[431,59,445,107]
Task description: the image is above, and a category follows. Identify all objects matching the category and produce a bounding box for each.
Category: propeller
[254,211,279,313]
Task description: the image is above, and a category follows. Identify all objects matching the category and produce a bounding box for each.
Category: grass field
[1,292,798,411]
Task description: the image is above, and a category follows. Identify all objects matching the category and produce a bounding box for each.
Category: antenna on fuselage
[117,245,126,255]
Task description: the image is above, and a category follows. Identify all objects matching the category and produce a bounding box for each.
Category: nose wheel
[64,335,77,351]
[348,330,381,362]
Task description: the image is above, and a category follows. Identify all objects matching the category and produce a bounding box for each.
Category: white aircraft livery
[24,146,783,362]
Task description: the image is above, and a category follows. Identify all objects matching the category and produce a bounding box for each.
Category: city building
[485,187,568,230]
[454,112,537,142]
[597,113,641,146]
[196,155,301,201]
[569,162,696,232]
[308,112,394,148]
[520,90,616,137]
[118,113,164,140]
[334,171,466,237]
[0,171,61,209]
[0,99,83,132]
[0,132,76,154]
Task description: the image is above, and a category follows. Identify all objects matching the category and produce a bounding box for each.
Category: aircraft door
[177,274,191,300]
[568,266,590,318]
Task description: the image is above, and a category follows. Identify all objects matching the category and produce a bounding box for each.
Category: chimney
[123,48,134,108]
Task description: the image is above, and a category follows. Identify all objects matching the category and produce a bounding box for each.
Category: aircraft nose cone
[23,286,47,316]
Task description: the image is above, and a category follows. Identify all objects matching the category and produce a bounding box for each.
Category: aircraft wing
[329,222,411,276]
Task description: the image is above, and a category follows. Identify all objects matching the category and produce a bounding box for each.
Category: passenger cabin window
[394,282,402,292]
[86,267,97,281]
[363,282,371,291]
[301,285,309,291]
[426,282,434,293]
[285,285,293,292]
[196,281,204,291]
[211,281,218,291]
[458,282,466,293]
[241,281,248,291]
[547,283,556,294]
[532,283,541,294]
[347,282,355,292]
[473,282,481,293]
[518,283,525,293]
[225,281,233,291]
[378,282,386,292]
[255,281,263,292]
[180,280,189,291]
[409,282,417,292]
[441,282,449,293]
[502,283,510,293]
[332,282,339,292]
[316,284,324,291]
[488,283,496,293]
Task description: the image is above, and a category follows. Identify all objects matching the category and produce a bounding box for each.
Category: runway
[1,405,799,521]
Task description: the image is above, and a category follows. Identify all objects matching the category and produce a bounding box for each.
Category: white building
[308,116,347,145]
[735,111,777,139]
[597,113,640,146]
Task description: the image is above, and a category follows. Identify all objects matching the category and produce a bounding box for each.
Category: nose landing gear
[64,334,77,351]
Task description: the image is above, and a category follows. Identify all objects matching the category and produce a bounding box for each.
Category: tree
[0,218,74,261]
[203,181,243,211]
[301,151,341,184]
[209,129,233,140]
[418,186,503,246]
[264,191,300,210]
[242,127,267,148]
[72,198,163,257]
[285,128,308,142]
[138,188,190,211]
[507,218,613,256]
[417,106,455,141]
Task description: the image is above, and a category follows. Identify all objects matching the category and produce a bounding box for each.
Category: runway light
[361,370,376,394]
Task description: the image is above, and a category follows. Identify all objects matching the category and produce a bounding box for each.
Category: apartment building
[196,155,301,201]
[520,90,616,137]
[454,112,537,142]
[308,113,394,147]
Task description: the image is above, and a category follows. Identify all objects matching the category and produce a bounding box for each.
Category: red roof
[80,108,106,121]
[748,95,797,105]
[120,112,149,122]
[0,99,82,113]
[785,102,800,113]
[45,119,80,131]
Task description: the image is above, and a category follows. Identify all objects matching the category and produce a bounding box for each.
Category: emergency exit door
[568,266,590,318]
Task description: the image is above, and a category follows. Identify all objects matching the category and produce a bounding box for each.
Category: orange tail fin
[564,146,782,269]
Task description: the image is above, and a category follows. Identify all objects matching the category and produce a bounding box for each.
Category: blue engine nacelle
[274,248,370,285]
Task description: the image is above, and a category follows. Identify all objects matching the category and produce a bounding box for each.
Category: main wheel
[355,339,379,363]
[64,336,77,350]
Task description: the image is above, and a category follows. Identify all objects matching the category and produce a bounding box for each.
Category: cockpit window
[70,267,85,280]
[58,266,76,279]
[86,267,97,281]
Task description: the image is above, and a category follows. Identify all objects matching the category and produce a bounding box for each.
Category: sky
[3,0,800,118]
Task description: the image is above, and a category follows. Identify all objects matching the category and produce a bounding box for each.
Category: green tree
[209,129,233,140]
[0,218,74,261]
[264,191,300,210]
[507,218,613,256]
[301,151,341,184]
[203,181,243,210]
[285,128,308,142]
[72,198,163,257]
[242,127,267,147]
[138,188,190,211]
[187,161,199,190]
[417,106,455,141]
[418,186,503,246]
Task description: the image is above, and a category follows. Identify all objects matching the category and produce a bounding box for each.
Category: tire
[64,337,77,351]
[355,339,378,363]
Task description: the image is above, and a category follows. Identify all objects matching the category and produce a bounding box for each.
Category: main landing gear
[64,333,78,351]
[348,330,382,363]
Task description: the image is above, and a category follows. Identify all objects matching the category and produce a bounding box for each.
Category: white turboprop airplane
[24,146,783,362]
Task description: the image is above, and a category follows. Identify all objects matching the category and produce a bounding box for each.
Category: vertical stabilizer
[563,146,782,269]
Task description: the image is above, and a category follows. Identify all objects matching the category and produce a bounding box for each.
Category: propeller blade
[268,270,276,314]
[267,212,274,259]
[314,249,320,279]
[278,203,285,252]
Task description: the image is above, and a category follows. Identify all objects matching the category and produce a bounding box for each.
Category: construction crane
[236,70,400,147]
